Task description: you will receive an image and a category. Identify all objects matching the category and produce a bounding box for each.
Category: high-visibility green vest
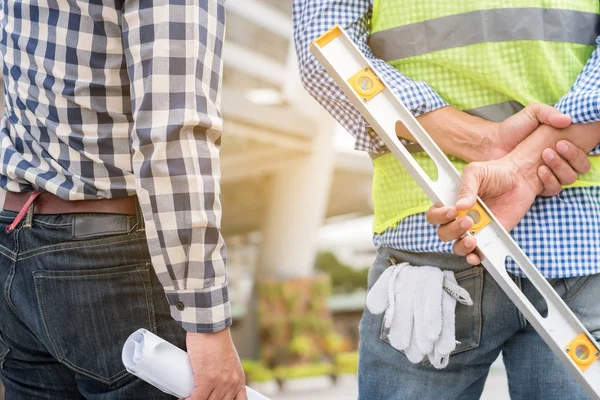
[369,0,600,234]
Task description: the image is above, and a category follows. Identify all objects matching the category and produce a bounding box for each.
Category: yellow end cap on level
[566,333,600,372]
[313,25,342,48]
[457,202,491,234]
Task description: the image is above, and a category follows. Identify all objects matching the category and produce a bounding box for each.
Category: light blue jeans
[358,248,600,400]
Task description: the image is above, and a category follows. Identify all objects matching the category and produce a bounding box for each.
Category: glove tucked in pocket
[366,260,481,369]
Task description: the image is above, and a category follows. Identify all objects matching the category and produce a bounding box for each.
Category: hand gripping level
[310,25,600,399]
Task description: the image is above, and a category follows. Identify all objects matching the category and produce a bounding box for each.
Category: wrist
[477,121,503,161]
[187,327,231,340]
[504,148,543,194]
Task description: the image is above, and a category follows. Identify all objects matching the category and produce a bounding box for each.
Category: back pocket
[381,265,484,357]
[33,263,157,384]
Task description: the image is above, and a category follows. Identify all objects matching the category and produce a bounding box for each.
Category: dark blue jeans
[0,209,186,399]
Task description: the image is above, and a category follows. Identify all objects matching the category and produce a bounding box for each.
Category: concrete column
[256,43,337,279]
[233,125,336,359]
[233,41,338,359]
[257,122,336,279]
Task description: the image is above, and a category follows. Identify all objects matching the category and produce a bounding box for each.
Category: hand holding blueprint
[122,328,270,400]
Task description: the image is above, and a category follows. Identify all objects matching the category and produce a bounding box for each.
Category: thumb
[527,102,571,129]
[456,164,481,210]
[546,112,572,129]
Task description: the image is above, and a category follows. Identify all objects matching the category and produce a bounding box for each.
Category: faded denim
[359,247,600,400]
[0,210,186,399]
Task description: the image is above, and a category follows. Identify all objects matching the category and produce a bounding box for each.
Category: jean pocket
[549,275,594,302]
[380,265,484,358]
[33,263,157,384]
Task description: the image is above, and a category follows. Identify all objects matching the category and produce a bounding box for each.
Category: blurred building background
[0,1,511,399]
[219,0,374,357]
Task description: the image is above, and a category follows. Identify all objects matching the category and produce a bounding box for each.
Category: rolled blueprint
[122,328,270,400]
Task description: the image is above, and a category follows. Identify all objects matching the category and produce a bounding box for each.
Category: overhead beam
[224,121,311,152]
[227,0,292,38]
[224,43,286,87]
[222,88,318,139]
[221,149,307,184]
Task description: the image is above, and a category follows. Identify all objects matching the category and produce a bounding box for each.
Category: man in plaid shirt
[0,1,246,399]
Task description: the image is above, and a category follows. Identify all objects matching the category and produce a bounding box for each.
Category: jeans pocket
[33,263,157,384]
[380,265,484,358]
[550,275,594,302]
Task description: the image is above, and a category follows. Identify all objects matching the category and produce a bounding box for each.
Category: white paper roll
[122,328,270,400]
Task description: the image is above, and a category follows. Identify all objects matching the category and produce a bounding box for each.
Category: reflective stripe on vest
[465,101,524,122]
[369,8,599,61]
[369,1,600,233]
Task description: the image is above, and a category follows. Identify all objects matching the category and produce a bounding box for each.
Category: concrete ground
[0,367,508,400]
[266,360,510,400]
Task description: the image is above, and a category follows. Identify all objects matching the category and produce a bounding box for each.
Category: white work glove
[366,262,473,369]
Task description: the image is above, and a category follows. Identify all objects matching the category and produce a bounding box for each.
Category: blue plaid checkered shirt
[294,0,600,278]
[0,0,230,333]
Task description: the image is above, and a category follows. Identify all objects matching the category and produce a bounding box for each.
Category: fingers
[452,236,481,265]
[452,235,477,257]
[539,140,590,197]
[426,205,457,225]
[466,252,482,266]
[225,386,247,400]
[190,387,210,400]
[437,217,473,242]
[541,148,577,185]
[205,371,245,400]
[235,389,248,400]
[538,165,562,197]
[555,140,591,175]
[207,389,235,400]
[456,164,481,210]
[427,203,480,263]
[426,205,474,242]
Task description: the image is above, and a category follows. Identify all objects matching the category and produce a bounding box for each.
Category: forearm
[395,106,497,162]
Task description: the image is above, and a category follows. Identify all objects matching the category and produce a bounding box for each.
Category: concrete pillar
[257,123,336,279]
[233,40,338,359]
[234,124,336,359]
[256,41,337,279]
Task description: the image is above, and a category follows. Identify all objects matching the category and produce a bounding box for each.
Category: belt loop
[23,202,35,229]
[5,191,42,233]
[135,197,145,233]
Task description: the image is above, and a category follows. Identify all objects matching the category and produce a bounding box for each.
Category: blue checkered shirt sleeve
[293,0,448,153]
[121,0,230,333]
[555,36,600,154]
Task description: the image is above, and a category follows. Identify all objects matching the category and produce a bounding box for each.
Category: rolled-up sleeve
[554,36,600,154]
[293,0,447,153]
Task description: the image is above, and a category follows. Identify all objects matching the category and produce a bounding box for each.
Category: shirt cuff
[555,91,600,124]
[555,92,600,155]
[406,81,450,117]
[360,81,448,154]
[164,282,232,333]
